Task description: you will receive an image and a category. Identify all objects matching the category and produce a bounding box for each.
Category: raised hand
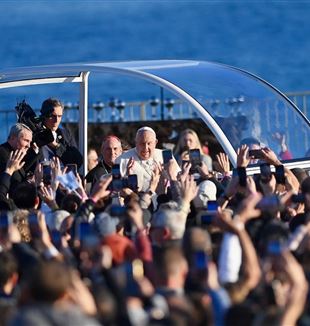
[180,174,198,204]
[237,145,251,168]
[5,149,26,175]
[90,174,112,202]
[216,152,230,174]
[126,156,135,175]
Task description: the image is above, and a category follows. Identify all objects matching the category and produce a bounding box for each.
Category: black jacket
[41,127,83,168]
[85,160,111,189]
[0,142,40,194]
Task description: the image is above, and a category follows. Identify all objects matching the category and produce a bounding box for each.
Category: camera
[15,100,54,147]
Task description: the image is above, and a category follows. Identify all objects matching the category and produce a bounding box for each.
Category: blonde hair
[12,209,31,242]
[174,129,203,156]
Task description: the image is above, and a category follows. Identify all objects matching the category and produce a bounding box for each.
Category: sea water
[0,1,310,141]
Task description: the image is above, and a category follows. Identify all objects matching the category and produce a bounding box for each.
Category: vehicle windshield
[136,60,310,162]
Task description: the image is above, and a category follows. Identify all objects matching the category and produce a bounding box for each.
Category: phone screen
[112,164,121,179]
[42,165,52,185]
[66,164,77,176]
[50,230,62,249]
[189,149,201,173]
[237,167,247,187]
[111,178,123,192]
[249,149,264,159]
[207,200,218,212]
[194,251,208,270]
[275,165,285,185]
[127,174,138,191]
[291,194,305,204]
[0,213,10,233]
[28,213,41,238]
[201,214,214,225]
[162,149,173,164]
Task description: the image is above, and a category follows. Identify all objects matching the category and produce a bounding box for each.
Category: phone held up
[162,149,173,164]
[189,149,201,174]
[248,149,264,160]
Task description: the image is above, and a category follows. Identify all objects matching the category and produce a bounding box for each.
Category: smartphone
[162,149,173,164]
[111,178,124,192]
[189,149,201,173]
[200,214,215,225]
[66,164,77,176]
[207,200,218,212]
[237,167,247,187]
[260,163,272,183]
[50,230,62,249]
[110,205,127,217]
[42,164,52,185]
[112,164,121,179]
[28,213,41,238]
[194,251,208,270]
[275,165,285,185]
[291,193,305,204]
[0,213,11,233]
[267,241,282,255]
[127,174,138,191]
[249,149,264,159]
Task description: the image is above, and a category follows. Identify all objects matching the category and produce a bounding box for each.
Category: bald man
[86,135,122,189]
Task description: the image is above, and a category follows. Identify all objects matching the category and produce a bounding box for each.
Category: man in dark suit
[0,123,40,194]
[40,98,83,168]
[85,135,123,189]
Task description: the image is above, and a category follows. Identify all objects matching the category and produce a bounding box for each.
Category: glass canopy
[134,60,310,162]
[1,60,309,170]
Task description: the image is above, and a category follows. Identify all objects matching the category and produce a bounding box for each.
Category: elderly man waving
[115,126,179,193]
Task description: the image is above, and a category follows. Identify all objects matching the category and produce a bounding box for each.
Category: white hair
[135,126,156,140]
[8,123,32,140]
[152,206,186,239]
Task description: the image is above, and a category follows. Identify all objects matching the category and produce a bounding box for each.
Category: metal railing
[0,91,309,142]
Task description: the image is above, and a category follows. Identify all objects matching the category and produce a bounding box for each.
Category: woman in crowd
[174,128,213,171]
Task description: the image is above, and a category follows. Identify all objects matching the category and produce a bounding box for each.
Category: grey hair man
[115,126,179,193]
[0,123,40,193]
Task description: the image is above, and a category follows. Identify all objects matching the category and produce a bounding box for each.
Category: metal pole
[160,87,164,120]
[79,71,90,177]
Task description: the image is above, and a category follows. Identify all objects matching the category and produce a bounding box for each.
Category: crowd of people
[0,98,309,325]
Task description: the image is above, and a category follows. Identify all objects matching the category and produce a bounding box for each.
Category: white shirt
[115,148,180,192]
